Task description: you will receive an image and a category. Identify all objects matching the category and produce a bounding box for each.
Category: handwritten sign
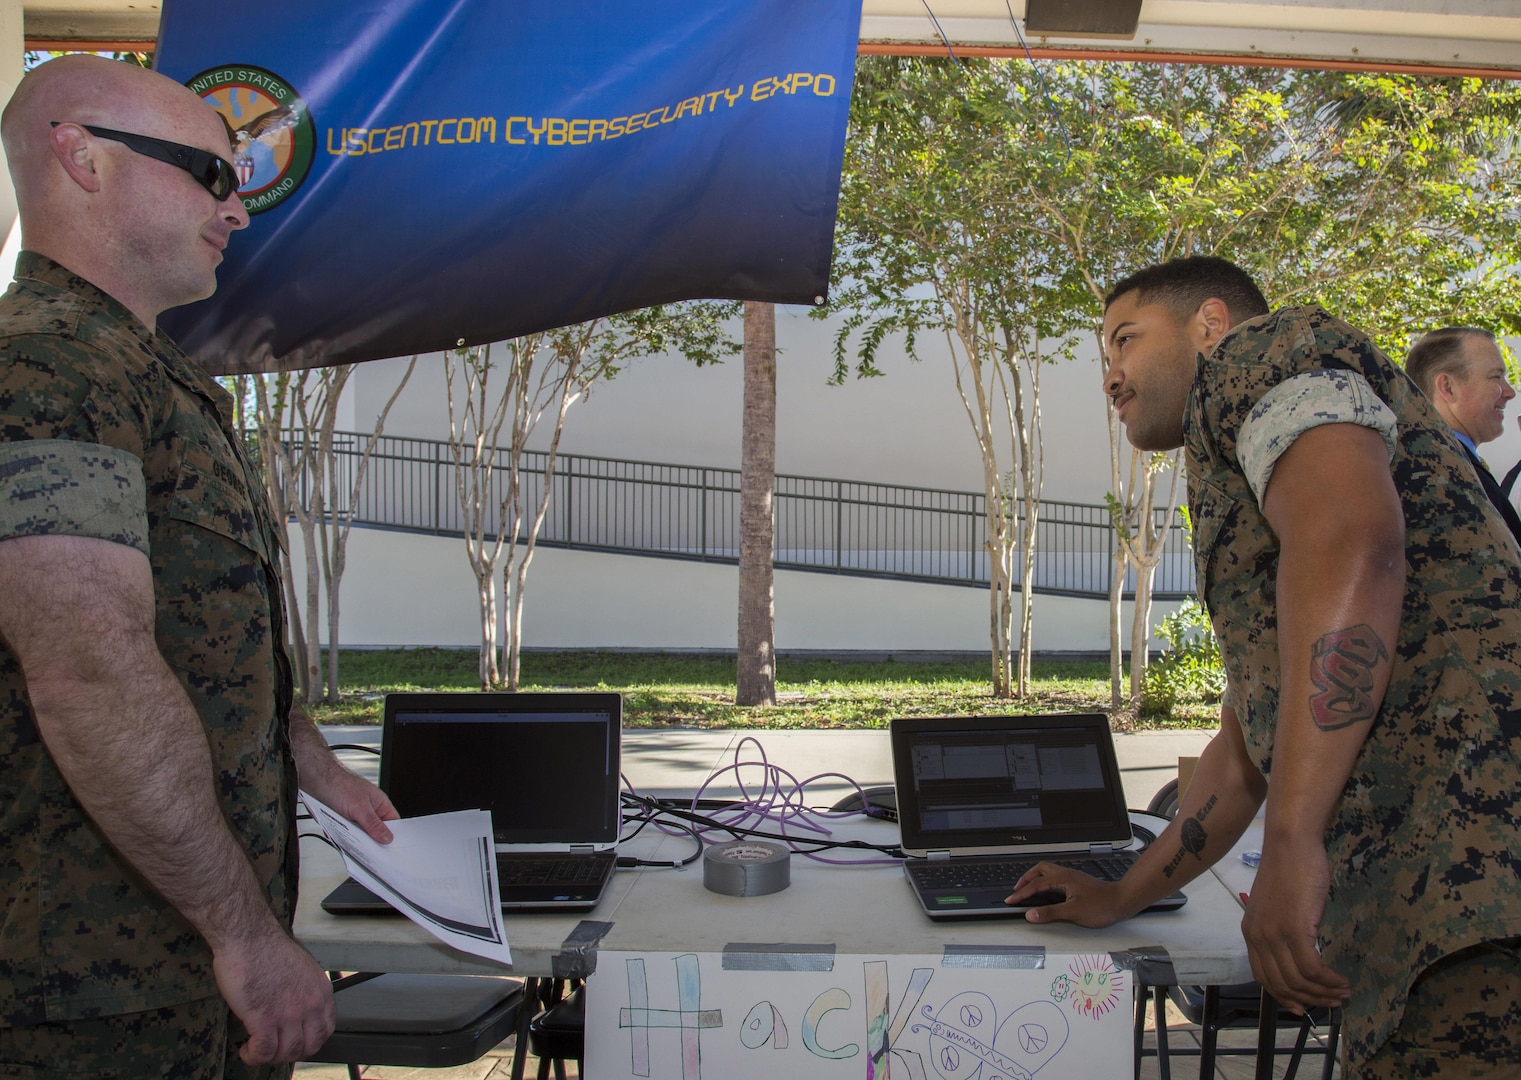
[585,950,1132,1079]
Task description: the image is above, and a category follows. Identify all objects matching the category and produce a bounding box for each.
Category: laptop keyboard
[909,851,1137,890]
[496,853,610,887]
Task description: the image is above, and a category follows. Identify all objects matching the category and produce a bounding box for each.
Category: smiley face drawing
[1049,955,1124,1019]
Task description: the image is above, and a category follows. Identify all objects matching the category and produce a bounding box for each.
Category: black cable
[299,830,338,850]
[618,792,711,866]
[615,810,705,869]
[622,792,905,860]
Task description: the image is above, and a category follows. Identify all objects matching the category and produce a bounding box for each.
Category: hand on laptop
[1007,862,1138,927]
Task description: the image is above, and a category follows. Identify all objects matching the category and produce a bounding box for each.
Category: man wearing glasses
[0,54,397,1076]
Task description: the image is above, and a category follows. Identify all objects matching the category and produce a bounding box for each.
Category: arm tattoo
[1162,794,1218,879]
[1308,623,1388,731]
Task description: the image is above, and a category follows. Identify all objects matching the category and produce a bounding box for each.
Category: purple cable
[621,737,901,865]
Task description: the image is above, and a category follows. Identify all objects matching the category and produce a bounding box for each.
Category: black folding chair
[305,972,525,1079]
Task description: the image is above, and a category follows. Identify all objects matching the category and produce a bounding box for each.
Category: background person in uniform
[1404,325,1521,547]
[1009,255,1521,1078]
[0,55,397,1076]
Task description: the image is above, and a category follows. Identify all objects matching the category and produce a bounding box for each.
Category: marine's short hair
[1103,256,1270,326]
[1405,327,1496,397]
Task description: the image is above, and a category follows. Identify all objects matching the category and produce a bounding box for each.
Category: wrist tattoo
[1308,624,1388,731]
[1161,794,1218,878]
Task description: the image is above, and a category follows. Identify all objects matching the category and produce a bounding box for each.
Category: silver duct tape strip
[551,919,615,979]
[703,840,791,896]
[941,945,1047,969]
[1110,946,1176,985]
[722,943,837,972]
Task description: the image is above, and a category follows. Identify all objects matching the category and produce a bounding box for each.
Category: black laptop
[893,713,1187,919]
[321,690,623,914]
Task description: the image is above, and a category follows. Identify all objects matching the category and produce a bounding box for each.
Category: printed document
[301,791,512,965]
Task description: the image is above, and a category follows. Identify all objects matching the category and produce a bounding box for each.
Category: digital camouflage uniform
[1185,305,1521,1070]
[0,255,298,1062]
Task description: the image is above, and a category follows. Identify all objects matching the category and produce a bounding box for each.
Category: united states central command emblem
[185,64,315,215]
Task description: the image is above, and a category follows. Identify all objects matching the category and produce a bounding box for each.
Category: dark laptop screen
[892,713,1132,852]
[379,692,621,845]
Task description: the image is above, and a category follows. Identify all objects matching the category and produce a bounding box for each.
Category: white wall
[321,305,1521,655]
[326,303,1141,653]
[291,524,1167,654]
[347,304,1120,503]
[346,313,1521,498]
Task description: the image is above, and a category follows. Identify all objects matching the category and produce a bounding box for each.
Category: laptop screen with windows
[893,713,1133,855]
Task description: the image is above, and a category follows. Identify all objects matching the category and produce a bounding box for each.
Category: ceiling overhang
[21,1,1521,78]
[24,2,157,47]
[860,1,1521,77]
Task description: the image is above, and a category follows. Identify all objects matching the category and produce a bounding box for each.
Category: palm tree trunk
[736,301,777,707]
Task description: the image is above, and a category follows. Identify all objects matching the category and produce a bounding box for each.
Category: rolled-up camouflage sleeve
[0,439,149,552]
[1236,368,1397,506]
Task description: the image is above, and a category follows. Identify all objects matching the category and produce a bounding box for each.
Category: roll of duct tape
[702,840,791,896]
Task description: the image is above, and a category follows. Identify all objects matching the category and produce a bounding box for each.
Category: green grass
[303,649,1221,730]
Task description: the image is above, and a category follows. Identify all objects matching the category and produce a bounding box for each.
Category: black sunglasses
[51,121,240,202]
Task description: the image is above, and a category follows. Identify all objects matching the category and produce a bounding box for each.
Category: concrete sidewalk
[317,723,1216,813]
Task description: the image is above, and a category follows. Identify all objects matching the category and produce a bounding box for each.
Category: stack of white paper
[301,791,512,965]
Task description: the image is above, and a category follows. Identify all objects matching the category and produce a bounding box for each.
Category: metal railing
[272,430,1196,600]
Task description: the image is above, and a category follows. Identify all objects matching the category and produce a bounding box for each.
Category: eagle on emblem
[222,102,302,189]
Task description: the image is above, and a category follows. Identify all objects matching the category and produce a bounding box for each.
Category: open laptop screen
[379,692,621,846]
[892,713,1133,854]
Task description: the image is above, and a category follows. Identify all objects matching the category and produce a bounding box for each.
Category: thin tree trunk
[479,577,499,687]
[504,342,583,690]
[317,358,415,702]
[1108,548,1126,710]
[1007,325,1043,698]
[1106,397,1128,710]
[287,374,325,704]
[736,301,777,707]
[252,375,313,702]
[1130,570,1155,700]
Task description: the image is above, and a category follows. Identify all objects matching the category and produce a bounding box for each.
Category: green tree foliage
[1140,599,1225,718]
[828,57,1090,698]
[24,50,152,72]
[832,56,1521,705]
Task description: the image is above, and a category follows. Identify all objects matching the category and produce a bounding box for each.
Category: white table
[298,728,1248,1077]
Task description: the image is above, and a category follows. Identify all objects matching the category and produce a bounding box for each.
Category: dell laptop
[892,712,1187,919]
[321,690,623,914]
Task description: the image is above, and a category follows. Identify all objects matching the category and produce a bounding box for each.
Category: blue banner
[153,0,862,372]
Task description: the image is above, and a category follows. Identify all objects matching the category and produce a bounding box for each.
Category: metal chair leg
[1322,1010,1342,1080]
[1154,984,1172,1080]
[1200,983,1221,1079]
[1282,1012,1314,1080]
[1254,990,1279,1080]
[509,977,543,1080]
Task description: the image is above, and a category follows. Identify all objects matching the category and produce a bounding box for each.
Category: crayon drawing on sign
[589,951,1133,1079]
[912,993,1069,1078]
[1050,954,1125,1019]
[618,954,723,1079]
